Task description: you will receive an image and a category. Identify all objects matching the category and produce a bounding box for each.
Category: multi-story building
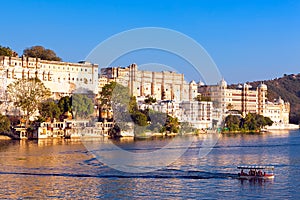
[0,56,99,99]
[137,100,213,129]
[263,97,290,125]
[199,79,290,124]
[179,101,213,129]
[100,64,198,101]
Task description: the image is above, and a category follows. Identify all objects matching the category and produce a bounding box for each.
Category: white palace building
[0,55,99,100]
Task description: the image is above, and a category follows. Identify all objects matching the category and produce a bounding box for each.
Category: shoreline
[0,135,12,140]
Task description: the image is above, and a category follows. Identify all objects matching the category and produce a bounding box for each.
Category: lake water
[0,129,299,199]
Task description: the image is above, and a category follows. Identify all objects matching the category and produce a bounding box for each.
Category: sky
[1,0,299,83]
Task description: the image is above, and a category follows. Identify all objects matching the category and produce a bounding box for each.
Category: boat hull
[238,175,274,180]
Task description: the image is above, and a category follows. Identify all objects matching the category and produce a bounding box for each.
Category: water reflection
[0,130,299,199]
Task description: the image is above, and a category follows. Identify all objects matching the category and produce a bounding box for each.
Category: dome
[219,79,227,88]
[277,96,284,104]
[190,80,196,85]
[198,81,205,86]
[258,83,267,90]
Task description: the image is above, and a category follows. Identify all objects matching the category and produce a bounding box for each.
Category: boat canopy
[237,165,274,170]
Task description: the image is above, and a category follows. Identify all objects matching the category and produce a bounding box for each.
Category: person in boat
[239,170,247,176]
[258,170,262,176]
[249,170,253,176]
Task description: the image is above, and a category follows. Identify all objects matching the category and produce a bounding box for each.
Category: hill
[229,73,300,124]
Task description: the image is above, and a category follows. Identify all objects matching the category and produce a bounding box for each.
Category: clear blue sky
[1,0,299,83]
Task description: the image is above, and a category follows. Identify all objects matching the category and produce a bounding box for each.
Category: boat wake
[0,169,238,180]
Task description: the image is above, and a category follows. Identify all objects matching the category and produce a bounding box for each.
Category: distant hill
[229,73,300,124]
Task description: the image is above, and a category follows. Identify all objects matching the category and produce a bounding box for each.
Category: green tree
[0,45,17,57]
[23,45,62,61]
[39,100,62,122]
[225,115,240,131]
[264,116,273,126]
[128,96,138,113]
[131,111,148,126]
[58,96,72,113]
[241,113,273,131]
[194,94,211,102]
[99,82,132,122]
[7,78,51,127]
[164,115,180,133]
[98,82,117,108]
[147,110,167,132]
[0,114,11,134]
[144,96,156,104]
[71,94,94,119]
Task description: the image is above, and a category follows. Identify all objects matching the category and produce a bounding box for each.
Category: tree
[0,45,17,57]
[128,96,138,113]
[39,100,62,122]
[71,94,94,119]
[0,114,10,134]
[147,110,167,132]
[98,82,117,108]
[23,45,62,61]
[225,115,240,131]
[240,113,273,131]
[144,96,156,104]
[99,82,132,122]
[7,78,51,127]
[164,115,180,133]
[131,111,148,126]
[194,94,211,102]
[264,117,273,126]
[58,96,72,113]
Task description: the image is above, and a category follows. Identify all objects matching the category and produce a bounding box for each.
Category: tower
[189,80,198,101]
[258,83,267,115]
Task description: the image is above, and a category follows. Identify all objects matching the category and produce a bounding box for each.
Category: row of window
[7,62,97,73]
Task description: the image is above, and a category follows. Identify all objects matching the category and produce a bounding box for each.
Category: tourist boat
[237,165,275,179]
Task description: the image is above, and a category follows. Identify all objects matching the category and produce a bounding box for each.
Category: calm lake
[0,129,299,199]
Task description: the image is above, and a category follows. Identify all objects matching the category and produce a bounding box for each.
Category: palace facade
[199,79,290,124]
[100,64,198,101]
[0,55,99,100]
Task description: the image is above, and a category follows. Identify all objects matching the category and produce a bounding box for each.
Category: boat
[237,165,275,179]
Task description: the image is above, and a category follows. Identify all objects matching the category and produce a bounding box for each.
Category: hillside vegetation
[230,73,300,124]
